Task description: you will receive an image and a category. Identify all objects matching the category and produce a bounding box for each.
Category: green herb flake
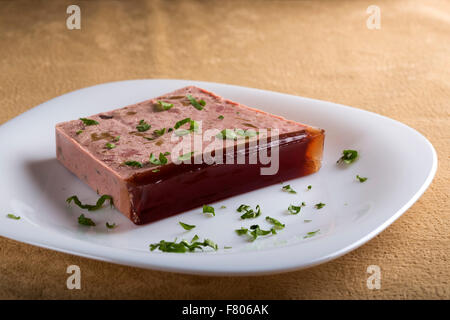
[80,118,99,126]
[106,222,117,229]
[156,100,174,111]
[124,160,143,168]
[224,246,232,249]
[76,130,83,135]
[78,214,96,226]
[186,94,206,110]
[315,203,325,209]
[220,205,226,209]
[105,142,116,149]
[282,184,297,194]
[238,204,261,219]
[136,119,151,132]
[153,128,166,137]
[235,128,258,138]
[190,120,199,132]
[304,229,320,238]
[304,220,312,223]
[149,152,169,166]
[152,169,160,173]
[356,175,368,183]
[307,185,312,190]
[150,237,218,253]
[173,118,199,136]
[249,224,275,241]
[150,240,187,253]
[217,129,238,140]
[218,115,224,120]
[265,216,285,229]
[288,202,306,214]
[178,151,194,162]
[202,205,215,216]
[235,227,249,235]
[179,221,196,230]
[66,195,114,211]
[113,136,120,142]
[174,117,191,129]
[337,149,358,164]
[6,213,20,220]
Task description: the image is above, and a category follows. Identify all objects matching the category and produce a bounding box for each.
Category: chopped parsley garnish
[218,115,224,120]
[248,225,276,241]
[149,152,170,165]
[190,120,199,132]
[265,216,285,229]
[174,117,191,129]
[235,227,249,235]
[124,160,143,168]
[156,100,174,111]
[237,204,251,212]
[113,136,120,142]
[6,213,20,220]
[288,202,306,214]
[105,142,116,149]
[106,222,116,229]
[178,151,194,162]
[78,214,95,226]
[237,204,261,219]
[356,175,368,183]
[76,130,83,135]
[224,246,232,249]
[235,128,258,138]
[202,205,215,216]
[80,118,99,126]
[136,119,151,132]
[315,203,325,209]
[304,229,320,238]
[66,195,114,211]
[186,94,206,110]
[220,205,226,209]
[337,149,358,164]
[216,128,258,140]
[153,128,166,137]
[307,185,312,190]
[152,169,160,173]
[282,184,297,194]
[150,237,218,253]
[173,118,198,136]
[179,221,196,230]
[217,129,238,140]
[168,128,173,132]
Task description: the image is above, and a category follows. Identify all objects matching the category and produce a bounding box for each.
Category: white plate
[0,80,437,275]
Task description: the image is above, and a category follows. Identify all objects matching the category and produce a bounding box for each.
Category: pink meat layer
[56,86,324,224]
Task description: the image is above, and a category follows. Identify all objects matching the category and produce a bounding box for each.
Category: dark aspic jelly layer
[126,129,324,224]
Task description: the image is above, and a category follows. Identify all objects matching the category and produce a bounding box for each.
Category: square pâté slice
[56,86,324,225]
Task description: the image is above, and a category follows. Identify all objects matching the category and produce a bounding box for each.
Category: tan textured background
[0,0,449,299]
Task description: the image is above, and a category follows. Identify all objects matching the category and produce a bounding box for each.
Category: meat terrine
[56,86,324,224]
